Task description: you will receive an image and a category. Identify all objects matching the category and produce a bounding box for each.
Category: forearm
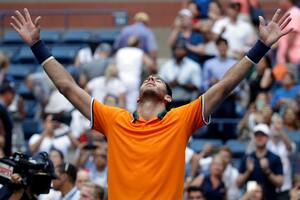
[29,134,45,153]
[236,171,251,188]
[167,29,179,47]
[266,172,283,187]
[189,154,201,178]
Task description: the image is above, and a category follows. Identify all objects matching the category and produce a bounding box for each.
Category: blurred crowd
[0,0,300,199]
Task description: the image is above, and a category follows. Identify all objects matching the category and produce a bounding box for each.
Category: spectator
[0,52,10,84]
[203,37,237,90]
[29,114,79,158]
[159,39,201,107]
[282,107,300,132]
[212,2,256,59]
[115,36,155,111]
[86,64,126,108]
[248,55,274,104]
[168,8,205,65]
[240,182,265,200]
[186,186,206,200]
[189,146,241,200]
[267,114,294,200]
[190,155,226,200]
[52,163,80,200]
[271,72,300,111]
[74,36,100,66]
[277,0,300,79]
[184,0,211,19]
[186,0,202,31]
[76,169,91,190]
[237,124,283,200]
[0,83,15,156]
[114,12,158,60]
[50,148,65,167]
[80,43,113,81]
[207,1,222,22]
[79,181,106,200]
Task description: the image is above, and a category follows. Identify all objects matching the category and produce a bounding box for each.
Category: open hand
[259,9,293,47]
[10,8,41,46]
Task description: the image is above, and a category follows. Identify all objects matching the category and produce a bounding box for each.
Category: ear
[164,94,172,103]
[137,97,141,103]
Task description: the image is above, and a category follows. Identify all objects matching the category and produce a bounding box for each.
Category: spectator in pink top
[277,0,300,75]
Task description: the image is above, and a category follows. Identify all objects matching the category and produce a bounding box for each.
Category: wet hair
[156,77,173,110]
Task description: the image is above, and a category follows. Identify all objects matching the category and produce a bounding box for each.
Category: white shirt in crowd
[212,17,256,57]
[29,124,72,158]
[115,47,144,112]
[87,76,126,104]
[159,57,201,101]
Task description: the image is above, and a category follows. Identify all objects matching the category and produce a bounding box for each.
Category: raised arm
[203,9,292,119]
[11,9,91,119]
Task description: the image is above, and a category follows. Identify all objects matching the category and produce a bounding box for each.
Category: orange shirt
[91,96,208,200]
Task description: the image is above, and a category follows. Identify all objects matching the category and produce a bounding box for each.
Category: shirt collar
[62,187,79,200]
[132,110,168,123]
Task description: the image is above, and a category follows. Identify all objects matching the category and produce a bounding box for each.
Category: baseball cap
[178,9,192,17]
[253,124,271,136]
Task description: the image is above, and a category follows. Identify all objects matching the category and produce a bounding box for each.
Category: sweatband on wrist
[30,40,52,65]
[246,40,270,64]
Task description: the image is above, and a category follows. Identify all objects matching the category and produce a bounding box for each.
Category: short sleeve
[29,134,40,146]
[174,95,210,135]
[90,98,122,136]
[238,156,247,173]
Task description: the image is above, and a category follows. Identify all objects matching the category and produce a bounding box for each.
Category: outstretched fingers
[34,16,42,28]
[271,9,281,23]
[280,17,292,30]
[24,8,32,23]
[10,22,20,33]
[11,16,22,29]
[259,16,266,27]
[278,13,290,26]
[280,28,293,37]
[15,10,26,24]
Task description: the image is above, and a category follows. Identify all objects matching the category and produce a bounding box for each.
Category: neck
[229,16,237,23]
[175,57,183,64]
[219,55,227,60]
[137,100,166,121]
[61,183,74,197]
[256,147,267,157]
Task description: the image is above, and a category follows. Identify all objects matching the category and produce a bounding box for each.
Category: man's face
[52,169,65,191]
[188,191,206,200]
[139,76,169,100]
[217,42,228,57]
[255,132,269,148]
[174,46,187,60]
[79,186,95,200]
[93,148,107,170]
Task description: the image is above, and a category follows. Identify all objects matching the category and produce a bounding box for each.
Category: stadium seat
[188,139,222,153]
[15,46,38,64]
[51,44,84,65]
[40,29,62,43]
[22,119,43,140]
[63,29,91,44]
[2,30,24,44]
[192,126,208,139]
[6,64,36,82]
[0,44,20,60]
[24,99,39,119]
[225,139,248,158]
[95,28,120,45]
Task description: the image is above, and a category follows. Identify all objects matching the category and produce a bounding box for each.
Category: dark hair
[216,37,228,46]
[50,148,64,162]
[229,2,241,11]
[57,162,77,184]
[172,39,188,51]
[0,83,15,95]
[158,78,173,111]
[187,186,204,194]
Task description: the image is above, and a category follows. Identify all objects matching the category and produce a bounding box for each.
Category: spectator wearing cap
[159,39,202,107]
[114,12,158,60]
[52,163,80,200]
[115,36,155,112]
[212,2,256,59]
[0,83,15,156]
[80,43,113,81]
[237,123,283,200]
[168,8,205,65]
